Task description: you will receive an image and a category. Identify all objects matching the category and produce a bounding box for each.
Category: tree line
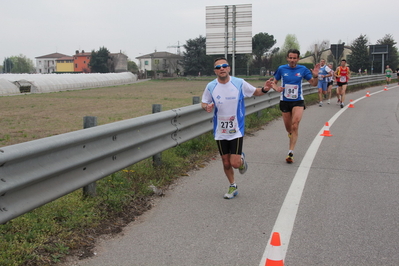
[182,33,398,76]
[2,33,396,75]
[2,54,35,73]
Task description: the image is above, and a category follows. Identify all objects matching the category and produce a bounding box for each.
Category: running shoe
[238,152,248,174]
[286,152,294,164]
[340,102,344,108]
[319,101,323,107]
[224,185,238,199]
[327,99,330,104]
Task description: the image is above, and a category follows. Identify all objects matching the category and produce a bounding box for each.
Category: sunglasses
[214,64,229,69]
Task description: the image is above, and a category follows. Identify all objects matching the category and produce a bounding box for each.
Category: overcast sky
[1,0,397,65]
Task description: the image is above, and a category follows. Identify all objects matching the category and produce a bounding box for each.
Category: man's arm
[308,76,318,86]
[201,88,214,112]
[325,67,333,77]
[334,68,340,77]
[252,78,274,96]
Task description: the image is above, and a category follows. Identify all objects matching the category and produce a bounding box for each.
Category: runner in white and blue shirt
[316,59,332,106]
[202,76,256,141]
[202,57,273,199]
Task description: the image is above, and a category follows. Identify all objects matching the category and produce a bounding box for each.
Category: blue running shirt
[274,64,313,101]
[202,77,256,140]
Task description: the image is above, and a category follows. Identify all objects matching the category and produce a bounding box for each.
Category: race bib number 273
[217,116,238,135]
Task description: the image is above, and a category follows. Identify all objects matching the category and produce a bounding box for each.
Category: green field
[1,79,220,147]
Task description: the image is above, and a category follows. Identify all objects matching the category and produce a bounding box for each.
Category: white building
[136,51,183,77]
[35,52,70,73]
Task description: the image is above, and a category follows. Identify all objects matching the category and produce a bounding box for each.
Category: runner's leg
[289,106,304,151]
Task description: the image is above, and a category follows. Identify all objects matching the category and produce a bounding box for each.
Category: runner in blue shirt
[271,49,320,164]
[202,57,273,199]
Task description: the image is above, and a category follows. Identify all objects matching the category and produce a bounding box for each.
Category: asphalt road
[67,83,399,266]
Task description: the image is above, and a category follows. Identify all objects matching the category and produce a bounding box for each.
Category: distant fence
[0,74,386,224]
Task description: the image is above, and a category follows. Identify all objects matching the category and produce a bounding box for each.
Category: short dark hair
[214,57,229,64]
[286,49,300,57]
[341,59,346,62]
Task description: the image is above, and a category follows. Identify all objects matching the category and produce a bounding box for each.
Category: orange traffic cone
[348,99,355,108]
[320,122,333,137]
[384,86,388,91]
[366,91,370,97]
[265,232,284,266]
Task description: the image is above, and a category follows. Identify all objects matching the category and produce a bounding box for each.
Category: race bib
[217,116,238,135]
[284,84,299,99]
[339,76,347,82]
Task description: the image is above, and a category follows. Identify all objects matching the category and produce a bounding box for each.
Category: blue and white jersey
[202,76,256,140]
[274,64,313,101]
[318,65,332,82]
[327,69,334,82]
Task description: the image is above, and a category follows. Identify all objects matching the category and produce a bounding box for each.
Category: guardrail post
[82,116,97,197]
[152,104,162,166]
[192,96,200,104]
[257,111,262,118]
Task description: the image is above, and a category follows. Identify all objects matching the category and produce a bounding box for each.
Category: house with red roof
[35,52,70,73]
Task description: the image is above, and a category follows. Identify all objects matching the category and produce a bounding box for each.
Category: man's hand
[204,103,214,113]
[268,77,284,92]
[264,78,274,90]
[312,63,321,77]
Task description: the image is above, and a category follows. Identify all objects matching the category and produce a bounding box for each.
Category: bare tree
[309,40,330,64]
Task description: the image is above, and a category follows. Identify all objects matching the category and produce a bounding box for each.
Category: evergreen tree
[182,35,215,76]
[2,57,14,73]
[347,34,370,73]
[89,47,110,73]
[252,32,276,68]
[376,34,399,70]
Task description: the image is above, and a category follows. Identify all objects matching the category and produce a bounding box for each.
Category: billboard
[205,4,252,55]
[330,44,345,59]
[369,45,389,61]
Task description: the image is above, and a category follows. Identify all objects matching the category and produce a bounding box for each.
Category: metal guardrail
[0,74,386,224]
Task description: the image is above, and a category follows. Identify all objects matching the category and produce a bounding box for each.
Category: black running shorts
[279,100,305,113]
[216,137,243,156]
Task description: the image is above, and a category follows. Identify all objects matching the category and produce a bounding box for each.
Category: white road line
[258,86,392,266]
